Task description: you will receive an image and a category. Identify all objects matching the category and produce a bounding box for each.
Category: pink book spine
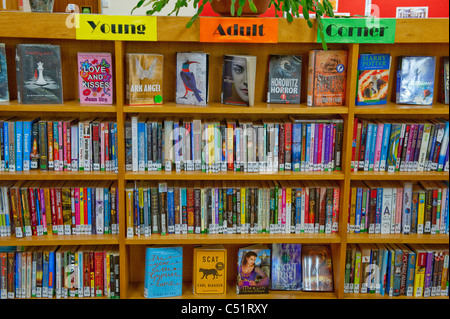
[100,122,106,171]
[75,187,80,234]
[332,187,340,233]
[395,187,403,234]
[40,189,47,235]
[58,122,63,172]
[317,123,323,172]
[282,188,286,233]
[374,123,384,172]
[78,53,113,105]
[63,121,68,171]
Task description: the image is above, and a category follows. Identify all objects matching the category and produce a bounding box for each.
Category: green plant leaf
[230,0,236,16]
[131,0,146,14]
[249,1,257,13]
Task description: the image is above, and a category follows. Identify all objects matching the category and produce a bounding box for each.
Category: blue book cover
[168,187,175,234]
[369,123,378,171]
[144,246,183,298]
[3,121,9,171]
[87,187,92,233]
[405,248,416,296]
[356,53,391,106]
[15,121,23,172]
[380,123,392,171]
[270,244,302,291]
[22,118,36,171]
[138,122,145,171]
[42,251,49,296]
[392,245,403,296]
[376,187,383,233]
[305,124,311,171]
[104,187,110,234]
[292,123,301,171]
[0,43,9,102]
[355,187,363,233]
[396,56,436,105]
[364,123,373,170]
[378,245,389,296]
[48,249,55,296]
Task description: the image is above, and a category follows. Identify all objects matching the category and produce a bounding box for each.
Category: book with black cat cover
[193,245,227,295]
[16,44,63,104]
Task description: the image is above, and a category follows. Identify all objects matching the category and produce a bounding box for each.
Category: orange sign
[200,17,278,43]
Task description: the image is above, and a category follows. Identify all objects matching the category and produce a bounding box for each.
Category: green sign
[318,18,396,44]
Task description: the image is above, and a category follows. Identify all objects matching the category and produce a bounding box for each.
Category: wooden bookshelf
[0,13,448,301]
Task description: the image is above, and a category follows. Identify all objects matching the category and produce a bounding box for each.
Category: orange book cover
[193,245,227,295]
[307,50,348,106]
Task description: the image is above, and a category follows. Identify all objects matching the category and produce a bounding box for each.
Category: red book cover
[28,187,37,236]
[352,118,359,172]
[83,250,90,296]
[90,250,95,296]
[284,121,292,170]
[49,188,58,233]
[84,188,88,229]
[53,122,59,171]
[63,121,68,171]
[58,121,63,171]
[47,121,54,170]
[187,188,195,233]
[94,250,104,297]
[105,123,110,170]
[66,121,71,171]
[92,122,99,171]
[317,123,324,170]
[279,123,285,171]
[55,187,63,232]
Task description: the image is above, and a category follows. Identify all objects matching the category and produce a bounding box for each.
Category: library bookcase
[0,12,448,300]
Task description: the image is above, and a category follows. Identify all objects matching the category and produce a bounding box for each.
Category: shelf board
[125,170,344,181]
[125,233,341,245]
[347,233,449,244]
[344,293,448,299]
[0,100,117,113]
[350,171,449,181]
[354,102,449,115]
[124,102,348,115]
[0,234,120,246]
[0,171,118,180]
[128,282,337,299]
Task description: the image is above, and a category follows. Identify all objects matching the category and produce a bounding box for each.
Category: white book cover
[402,183,413,234]
[381,188,393,234]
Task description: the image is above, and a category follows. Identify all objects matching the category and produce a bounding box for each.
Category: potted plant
[132,0,335,49]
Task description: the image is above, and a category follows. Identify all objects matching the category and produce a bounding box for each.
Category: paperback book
[126,53,163,106]
[396,56,436,105]
[356,53,391,105]
[302,244,334,292]
[193,245,227,295]
[16,44,64,104]
[176,52,209,106]
[77,52,113,105]
[441,56,449,104]
[270,243,302,290]
[0,43,9,102]
[267,55,302,104]
[221,54,257,107]
[144,246,183,298]
[307,50,348,106]
[237,244,270,294]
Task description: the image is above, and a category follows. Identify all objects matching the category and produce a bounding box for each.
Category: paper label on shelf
[318,18,396,43]
[200,17,278,43]
[75,14,157,41]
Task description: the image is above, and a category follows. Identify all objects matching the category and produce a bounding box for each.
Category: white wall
[102,0,197,16]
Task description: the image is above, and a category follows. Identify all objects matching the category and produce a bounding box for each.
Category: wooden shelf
[125,170,345,181]
[0,171,118,180]
[127,282,338,299]
[124,102,348,115]
[350,171,449,181]
[347,233,449,244]
[344,293,448,299]
[354,102,449,115]
[0,100,117,113]
[0,234,120,246]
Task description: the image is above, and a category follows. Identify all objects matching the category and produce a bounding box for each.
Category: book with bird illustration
[307,50,348,106]
[126,53,163,106]
[16,44,63,104]
[356,53,391,106]
[192,244,227,295]
[176,52,209,106]
[77,52,113,105]
[396,56,436,105]
[267,55,302,104]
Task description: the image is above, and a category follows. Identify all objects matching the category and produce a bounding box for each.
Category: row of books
[348,181,449,235]
[0,245,120,299]
[344,244,449,297]
[351,118,449,173]
[0,181,119,238]
[126,117,344,173]
[1,44,448,107]
[0,117,119,173]
[144,244,333,298]
[125,181,341,238]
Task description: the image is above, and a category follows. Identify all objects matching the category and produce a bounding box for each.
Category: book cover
[396,56,436,105]
[176,52,209,106]
[356,54,391,106]
[193,245,227,295]
[16,44,63,104]
[441,56,449,104]
[0,43,9,102]
[270,243,302,291]
[307,50,348,106]
[236,244,270,294]
[126,53,163,106]
[221,54,257,107]
[77,52,113,105]
[267,55,302,104]
[144,246,183,298]
[301,244,334,292]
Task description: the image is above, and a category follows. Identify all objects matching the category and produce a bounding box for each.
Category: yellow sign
[75,14,157,41]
